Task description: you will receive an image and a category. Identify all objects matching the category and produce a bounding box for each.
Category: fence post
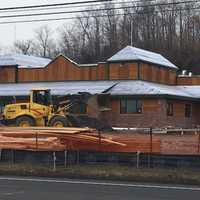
[35,132,38,149]
[53,152,56,171]
[64,150,68,168]
[76,151,80,165]
[0,149,2,161]
[198,129,200,153]
[11,150,14,165]
[148,127,153,168]
[98,130,101,151]
[136,151,140,168]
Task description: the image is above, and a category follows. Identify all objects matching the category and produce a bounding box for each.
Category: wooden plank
[109,63,120,80]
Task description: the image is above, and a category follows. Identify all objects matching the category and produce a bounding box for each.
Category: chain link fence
[1,149,200,170]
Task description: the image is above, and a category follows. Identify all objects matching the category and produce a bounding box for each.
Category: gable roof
[107,46,178,70]
[0,54,51,68]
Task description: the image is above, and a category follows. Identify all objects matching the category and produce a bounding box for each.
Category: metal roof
[176,85,200,99]
[108,80,194,99]
[0,81,117,96]
[0,54,51,68]
[107,46,178,70]
[0,80,200,100]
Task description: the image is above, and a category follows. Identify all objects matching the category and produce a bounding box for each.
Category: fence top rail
[112,127,200,134]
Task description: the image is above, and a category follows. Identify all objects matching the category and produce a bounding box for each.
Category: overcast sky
[0,0,84,50]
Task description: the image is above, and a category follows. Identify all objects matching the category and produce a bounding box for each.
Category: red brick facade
[109,99,200,128]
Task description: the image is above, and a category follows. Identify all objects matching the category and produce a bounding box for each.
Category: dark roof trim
[110,94,200,102]
[107,59,178,71]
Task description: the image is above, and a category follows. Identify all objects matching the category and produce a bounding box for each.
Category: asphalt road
[0,176,199,200]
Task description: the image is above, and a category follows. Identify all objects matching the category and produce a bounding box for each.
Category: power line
[0,0,198,19]
[0,0,112,11]
[0,0,156,13]
[0,5,199,25]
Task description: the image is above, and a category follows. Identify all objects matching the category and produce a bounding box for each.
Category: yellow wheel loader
[1,88,113,130]
[1,88,73,127]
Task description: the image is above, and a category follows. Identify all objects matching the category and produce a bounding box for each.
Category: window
[167,102,173,116]
[185,104,192,118]
[120,99,142,114]
[33,90,51,106]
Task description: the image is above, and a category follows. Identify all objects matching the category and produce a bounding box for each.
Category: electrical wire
[0,5,199,25]
[0,0,156,13]
[0,0,198,19]
[0,0,112,11]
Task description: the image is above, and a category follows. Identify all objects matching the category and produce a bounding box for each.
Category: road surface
[0,176,199,200]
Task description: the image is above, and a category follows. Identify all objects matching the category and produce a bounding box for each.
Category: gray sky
[0,0,84,49]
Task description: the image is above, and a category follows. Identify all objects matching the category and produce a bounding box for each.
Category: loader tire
[16,116,36,127]
[49,116,68,128]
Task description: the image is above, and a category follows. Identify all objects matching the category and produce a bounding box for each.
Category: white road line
[0,177,199,191]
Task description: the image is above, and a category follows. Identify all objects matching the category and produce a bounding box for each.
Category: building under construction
[0,46,200,128]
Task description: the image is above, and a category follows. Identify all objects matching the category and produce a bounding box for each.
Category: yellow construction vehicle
[2,88,74,127]
[1,88,112,130]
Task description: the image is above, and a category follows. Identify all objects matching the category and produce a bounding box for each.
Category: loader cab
[31,89,52,106]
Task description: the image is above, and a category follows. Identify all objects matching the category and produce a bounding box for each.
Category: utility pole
[14,24,17,42]
[130,21,133,46]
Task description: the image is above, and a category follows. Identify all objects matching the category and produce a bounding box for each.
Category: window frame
[167,102,173,116]
[185,104,192,118]
[120,98,142,114]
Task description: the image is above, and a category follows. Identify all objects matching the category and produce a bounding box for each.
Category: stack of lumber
[159,134,200,155]
[0,127,125,151]
[1,127,199,155]
[101,133,161,153]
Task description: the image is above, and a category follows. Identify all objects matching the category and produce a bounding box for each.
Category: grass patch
[0,163,199,185]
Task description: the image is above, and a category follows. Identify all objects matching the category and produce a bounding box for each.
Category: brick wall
[108,98,199,128]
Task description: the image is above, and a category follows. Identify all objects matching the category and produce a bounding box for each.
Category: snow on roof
[79,63,98,67]
[0,81,117,96]
[0,54,51,68]
[0,80,200,100]
[107,46,178,70]
[176,85,200,99]
[107,80,199,99]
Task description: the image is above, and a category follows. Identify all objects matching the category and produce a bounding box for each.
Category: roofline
[0,54,51,68]
[79,63,98,67]
[0,93,198,101]
[0,64,18,67]
[178,75,200,78]
[110,94,200,101]
[107,59,178,71]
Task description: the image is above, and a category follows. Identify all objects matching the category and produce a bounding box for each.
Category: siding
[0,66,16,83]
[17,56,178,83]
[18,56,82,82]
[177,77,200,85]
[140,63,176,85]
[109,62,138,80]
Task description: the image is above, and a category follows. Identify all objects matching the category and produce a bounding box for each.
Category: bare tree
[11,0,200,72]
[14,40,33,55]
[34,25,56,58]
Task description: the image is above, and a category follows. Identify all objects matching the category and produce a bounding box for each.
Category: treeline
[14,0,200,73]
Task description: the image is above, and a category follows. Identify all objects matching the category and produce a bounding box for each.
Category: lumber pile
[101,133,161,153]
[0,127,125,151]
[1,127,199,155]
